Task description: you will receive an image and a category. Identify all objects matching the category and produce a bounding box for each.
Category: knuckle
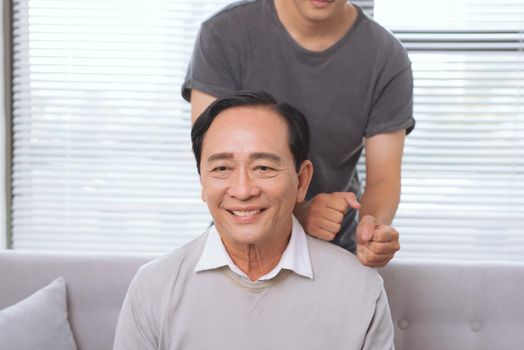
[316,228,335,241]
[392,229,400,239]
[318,232,328,240]
[357,251,367,264]
[316,193,330,202]
[363,248,373,261]
[376,260,387,268]
[332,202,344,212]
[319,229,334,241]
[374,245,389,255]
[310,197,321,206]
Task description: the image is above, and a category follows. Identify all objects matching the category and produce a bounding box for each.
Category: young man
[182,0,414,268]
[114,92,394,349]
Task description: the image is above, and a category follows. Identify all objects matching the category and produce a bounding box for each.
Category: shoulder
[356,8,410,68]
[130,233,208,294]
[201,0,263,34]
[307,234,363,271]
[307,235,384,295]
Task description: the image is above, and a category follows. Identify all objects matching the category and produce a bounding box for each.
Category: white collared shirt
[195,216,313,281]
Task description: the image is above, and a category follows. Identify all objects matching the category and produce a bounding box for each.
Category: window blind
[11,0,221,252]
[369,0,524,261]
[10,0,374,253]
[11,0,523,261]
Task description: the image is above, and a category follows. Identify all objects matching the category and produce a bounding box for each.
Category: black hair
[191,91,310,174]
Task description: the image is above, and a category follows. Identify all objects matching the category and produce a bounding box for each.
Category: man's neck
[274,0,357,52]
[222,233,291,281]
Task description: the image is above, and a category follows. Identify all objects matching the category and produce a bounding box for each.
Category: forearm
[359,178,400,225]
[190,89,217,123]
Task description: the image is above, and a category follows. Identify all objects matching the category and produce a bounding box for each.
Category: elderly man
[113,92,394,350]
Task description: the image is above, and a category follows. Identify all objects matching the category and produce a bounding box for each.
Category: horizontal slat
[11,168,198,177]
[13,127,523,139]
[375,1,524,31]
[11,187,204,197]
[399,165,523,173]
[12,214,211,224]
[397,31,524,51]
[12,200,206,211]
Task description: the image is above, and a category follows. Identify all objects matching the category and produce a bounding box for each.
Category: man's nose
[227,168,260,200]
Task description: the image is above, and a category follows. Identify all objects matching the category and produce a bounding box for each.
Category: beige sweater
[114,232,394,350]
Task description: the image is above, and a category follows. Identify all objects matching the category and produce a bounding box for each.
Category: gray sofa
[1,250,523,350]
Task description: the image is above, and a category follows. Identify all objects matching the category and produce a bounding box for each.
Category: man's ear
[200,176,207,202]
[296,160,313,203]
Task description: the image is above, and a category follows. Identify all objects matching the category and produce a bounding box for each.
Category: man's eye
[256,165,273,171]
[212,166,228,172]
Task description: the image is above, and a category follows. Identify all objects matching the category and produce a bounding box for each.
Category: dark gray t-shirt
[182,0,415,252]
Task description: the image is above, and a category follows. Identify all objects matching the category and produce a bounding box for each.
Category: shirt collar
[195,216,313,281]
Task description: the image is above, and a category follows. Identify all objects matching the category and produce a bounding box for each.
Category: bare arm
[356,130,405,267]
[359,130,405,224]
[190,89,217,124]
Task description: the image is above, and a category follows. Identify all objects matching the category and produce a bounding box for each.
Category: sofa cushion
[0,277,77,350]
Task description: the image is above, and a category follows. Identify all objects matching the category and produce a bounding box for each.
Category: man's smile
[226,207,267,216]
[230,209,263,217]
[225,207,268,223]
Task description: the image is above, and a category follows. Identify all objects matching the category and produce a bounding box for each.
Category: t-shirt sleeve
[361,287,395,350]
[364,41,415,138]
[113,272,158,350]
[181,21,240,102]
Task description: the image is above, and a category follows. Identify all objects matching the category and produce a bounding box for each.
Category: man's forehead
[212,105,286,128]
[199,105,295,166]
[202,107,289,144]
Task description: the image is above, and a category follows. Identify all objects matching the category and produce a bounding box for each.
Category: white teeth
[231,209,261,217]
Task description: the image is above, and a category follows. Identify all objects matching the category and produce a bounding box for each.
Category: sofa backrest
[379,260,524,350]
[0,251,153,350]
[1,251,523,350]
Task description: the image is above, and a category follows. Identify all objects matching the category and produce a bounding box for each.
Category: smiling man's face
[199,106,311,249]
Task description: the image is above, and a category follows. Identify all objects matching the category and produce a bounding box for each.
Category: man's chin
[229,230,266,247]
[215,220,264,244]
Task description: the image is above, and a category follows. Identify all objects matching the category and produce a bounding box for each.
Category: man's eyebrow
[207,153,234,163]
[250,152,282,163]
[206,152,282,163]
